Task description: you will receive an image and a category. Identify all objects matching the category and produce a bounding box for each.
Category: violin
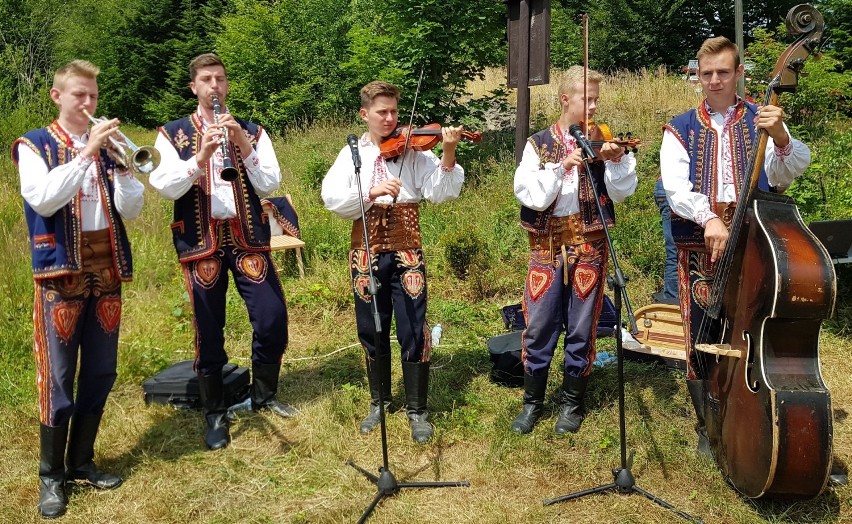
[584,120,641,158]
[380,123,481,159]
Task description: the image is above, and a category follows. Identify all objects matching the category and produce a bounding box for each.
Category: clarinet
[211,94,239,181]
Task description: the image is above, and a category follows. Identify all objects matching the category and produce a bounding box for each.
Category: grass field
[0,70,849,523]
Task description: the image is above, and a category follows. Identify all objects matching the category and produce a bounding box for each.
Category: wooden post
[515,0,531,164]
[506,0,550,165]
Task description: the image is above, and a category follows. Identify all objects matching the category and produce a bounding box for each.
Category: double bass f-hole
[742,331,760,393]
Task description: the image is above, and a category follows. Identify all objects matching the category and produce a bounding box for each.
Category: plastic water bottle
[594,351,615,367]
[431,324,443,346]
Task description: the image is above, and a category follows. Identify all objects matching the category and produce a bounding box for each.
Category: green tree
[816,0,852,70]
[217,0,353,131]
[344,0,506,124]
[555,0,803,70]
[51,0,229,127]
[746,26,851,132]
[0,0,60,148]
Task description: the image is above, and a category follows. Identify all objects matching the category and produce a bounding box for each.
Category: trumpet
[211,94,239,181]
[83,109,161,175]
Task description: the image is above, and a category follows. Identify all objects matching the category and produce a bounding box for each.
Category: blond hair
[52,60,100,90]
[697,36,740,68]
[558,65,603,97]
[189,53,226,81]
[360,81,400,109]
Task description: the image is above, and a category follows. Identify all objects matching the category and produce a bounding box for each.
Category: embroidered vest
[11,122,133,280]
[664,100,769,247]
[158,115,270,262]
[520,125,615,234]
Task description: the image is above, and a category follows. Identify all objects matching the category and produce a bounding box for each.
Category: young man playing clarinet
[322,80,464,444]
[512,65,637,435]
[13,59,144,518]
[150,53,295,451]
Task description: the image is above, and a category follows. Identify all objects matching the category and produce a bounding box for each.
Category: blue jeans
[654,179,678,299]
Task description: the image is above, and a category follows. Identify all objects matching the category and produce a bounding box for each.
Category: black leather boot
[511,373,548,434]
[554,374,589,435]
[250,362,298,418]
[66,413,122,490]
[360,355,392,434]
[402,361,433,444]
[228,363,299,418]
[686,379,712,459]
[198,372,230,451]
[38,423,68,519]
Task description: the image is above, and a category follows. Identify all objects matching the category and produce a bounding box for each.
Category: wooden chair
[262,194,306,278]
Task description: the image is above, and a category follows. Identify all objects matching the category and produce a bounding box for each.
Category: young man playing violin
[512,65,637,435]
[12,59,144,518]
[660,36,810,459]
[150,53,295,452]
[322,80,464,444]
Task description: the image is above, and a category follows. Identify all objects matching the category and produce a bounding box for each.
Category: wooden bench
[262,194,305,278]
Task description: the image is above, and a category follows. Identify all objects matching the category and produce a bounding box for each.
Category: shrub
[443,229,487,280]
[300,154,332,192]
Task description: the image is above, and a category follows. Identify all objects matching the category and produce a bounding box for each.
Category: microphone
[347,134,361,170]
[568,124,598,160]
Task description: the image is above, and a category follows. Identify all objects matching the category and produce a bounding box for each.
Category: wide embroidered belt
[81,229,114,271]
[528,213,605,250]
[351,203,422,253]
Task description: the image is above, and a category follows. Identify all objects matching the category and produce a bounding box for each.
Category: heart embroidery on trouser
[527,266,554,302]
[573,263,599,299]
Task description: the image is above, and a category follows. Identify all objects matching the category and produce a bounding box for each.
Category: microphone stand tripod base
[542,156,703,524]
[346,460,470,523]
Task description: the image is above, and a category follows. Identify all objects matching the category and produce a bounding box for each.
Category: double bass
[694,4,835,498]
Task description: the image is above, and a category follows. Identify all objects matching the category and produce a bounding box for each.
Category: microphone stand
[344,137,469,523]
[542,152,702,524]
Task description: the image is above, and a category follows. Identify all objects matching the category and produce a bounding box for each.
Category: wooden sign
[506,0,551,87]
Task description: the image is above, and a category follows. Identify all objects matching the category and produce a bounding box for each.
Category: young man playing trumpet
[12,59,144,518]
[150,53,294,451]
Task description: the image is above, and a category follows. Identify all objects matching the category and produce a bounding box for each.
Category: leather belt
[528,213,604,250]
[81,229,114,271]
[351,203,422,252]
[714,202,737,228]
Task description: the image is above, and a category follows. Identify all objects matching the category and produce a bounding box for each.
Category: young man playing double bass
[321,81,464,444]
[660,36,811,458]
[13,59,144,518]
[150,53,295,451]
[512,66,637,435]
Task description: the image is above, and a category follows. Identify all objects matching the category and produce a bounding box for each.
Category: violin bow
[393,65,426,203]
[582,13,590,132]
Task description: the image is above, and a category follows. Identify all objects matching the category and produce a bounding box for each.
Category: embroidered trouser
[350,248,430,362]
[183,245,288,376]
[33,268,122,426]
[677,248,722,380]
[521,239,608,378]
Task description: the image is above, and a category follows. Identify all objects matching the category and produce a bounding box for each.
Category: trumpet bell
[130,146,161,175]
